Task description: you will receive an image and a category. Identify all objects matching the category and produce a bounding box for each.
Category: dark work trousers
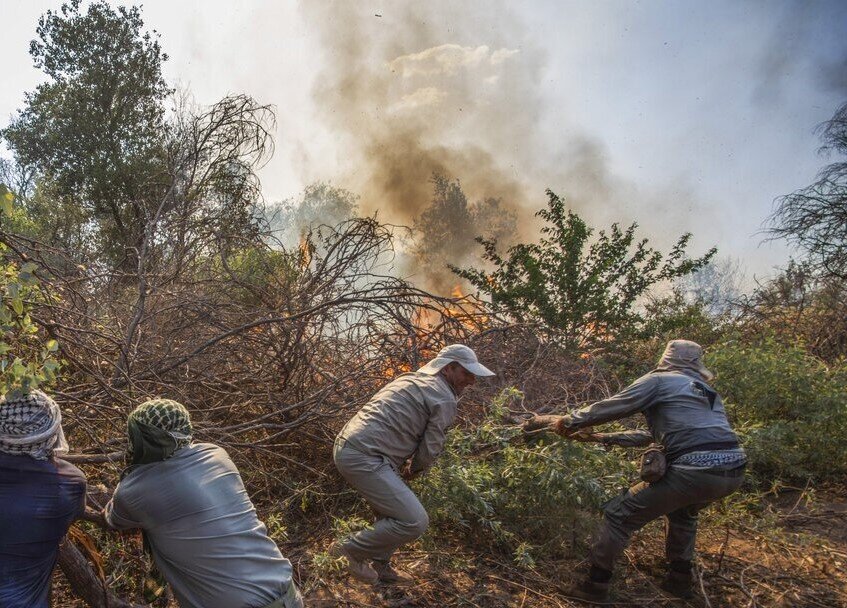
[590,465,745,572]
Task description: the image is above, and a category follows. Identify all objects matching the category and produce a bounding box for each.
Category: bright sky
[3,0,846,286]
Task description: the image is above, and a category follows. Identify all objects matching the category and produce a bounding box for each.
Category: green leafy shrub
[416,388,633,564]
[1,186,62,398]
[709,337,847,479]
[212,246,305,307]
[451,190,715,351]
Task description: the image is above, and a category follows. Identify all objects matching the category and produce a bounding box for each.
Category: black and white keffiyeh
[0,390,69,460]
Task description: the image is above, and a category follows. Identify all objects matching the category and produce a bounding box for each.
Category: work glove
[564,430,603,443]
[521,414,565,434]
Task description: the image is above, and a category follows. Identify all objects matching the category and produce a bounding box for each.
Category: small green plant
[331,515,372,541]
[1,185,62,398]
[307,516,374,583]
[416,388,633,565]
[263,512,289,544]
[512,542,536,569]
[310,550,346,581]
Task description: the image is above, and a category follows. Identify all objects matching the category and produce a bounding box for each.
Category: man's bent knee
[397,510,429,540]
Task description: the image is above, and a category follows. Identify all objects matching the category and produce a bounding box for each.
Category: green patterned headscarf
[126,399,193,466]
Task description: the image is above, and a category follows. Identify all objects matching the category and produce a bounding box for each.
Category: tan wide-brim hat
[418,344,495,377]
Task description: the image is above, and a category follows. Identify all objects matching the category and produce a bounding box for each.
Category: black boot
[566,565,612,603]
[661,560,694,599]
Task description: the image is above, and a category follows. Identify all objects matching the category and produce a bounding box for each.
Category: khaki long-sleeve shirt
[339,372,457,473]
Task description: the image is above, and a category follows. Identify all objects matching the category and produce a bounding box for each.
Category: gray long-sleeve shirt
[105,443,293,608]
[562,370,740,460]
[338,372,457,473]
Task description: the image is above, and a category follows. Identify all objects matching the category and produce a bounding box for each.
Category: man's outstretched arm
[595,429,654,448]
[558,374,660,432]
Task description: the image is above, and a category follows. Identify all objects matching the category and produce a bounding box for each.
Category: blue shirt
[0,452,86,608]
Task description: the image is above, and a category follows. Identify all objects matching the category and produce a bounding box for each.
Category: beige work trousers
[333,438,429,562]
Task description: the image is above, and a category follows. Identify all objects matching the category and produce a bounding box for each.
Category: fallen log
[62,451,124,464]
[57,531,144,608]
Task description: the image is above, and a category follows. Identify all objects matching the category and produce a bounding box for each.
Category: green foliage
[307,515,373,582]
[217,246,306,308]
[641,291,723,347]
[613,289,726,376]
[1,0,170,263]
[263,512,289,544]
[330,514,373,541]
[310,550,347,580]
[452,190,716,351]
[0,186,61,398]
[709,337,847,479]
[0,188,13,217]
[416,388,632,563]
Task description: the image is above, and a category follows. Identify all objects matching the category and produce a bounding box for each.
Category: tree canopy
[451,189,716,351]
[2,0,170,265]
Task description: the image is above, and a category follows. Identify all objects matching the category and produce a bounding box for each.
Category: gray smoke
[755,0,847,101]
[298,2,705,293]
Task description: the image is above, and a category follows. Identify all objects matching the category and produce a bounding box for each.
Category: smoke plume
[298,2,688,292]
[298,4,544,285]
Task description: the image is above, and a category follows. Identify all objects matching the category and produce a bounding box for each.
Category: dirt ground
[52,488,847,608]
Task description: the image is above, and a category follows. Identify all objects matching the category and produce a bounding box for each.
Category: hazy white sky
[3,0,846,285]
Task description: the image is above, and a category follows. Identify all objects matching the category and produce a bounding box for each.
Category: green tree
[2,0,170,266]
[414,174,516,292]
[709,337,847,479]
[451,190,716,351]
[0,186,60,398]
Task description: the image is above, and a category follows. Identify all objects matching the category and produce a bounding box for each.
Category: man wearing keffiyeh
[0,390,87,608]
[125,398,193,467]
[0,389,70,459]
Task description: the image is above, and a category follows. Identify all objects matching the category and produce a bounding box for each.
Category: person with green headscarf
[104,399,303,608]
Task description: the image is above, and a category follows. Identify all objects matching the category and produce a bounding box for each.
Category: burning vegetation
[1,2,846,607]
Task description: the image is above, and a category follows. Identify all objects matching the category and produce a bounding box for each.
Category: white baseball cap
[418,344,495,377]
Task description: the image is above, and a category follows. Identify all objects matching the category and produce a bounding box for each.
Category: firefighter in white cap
[332,344,495,585]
